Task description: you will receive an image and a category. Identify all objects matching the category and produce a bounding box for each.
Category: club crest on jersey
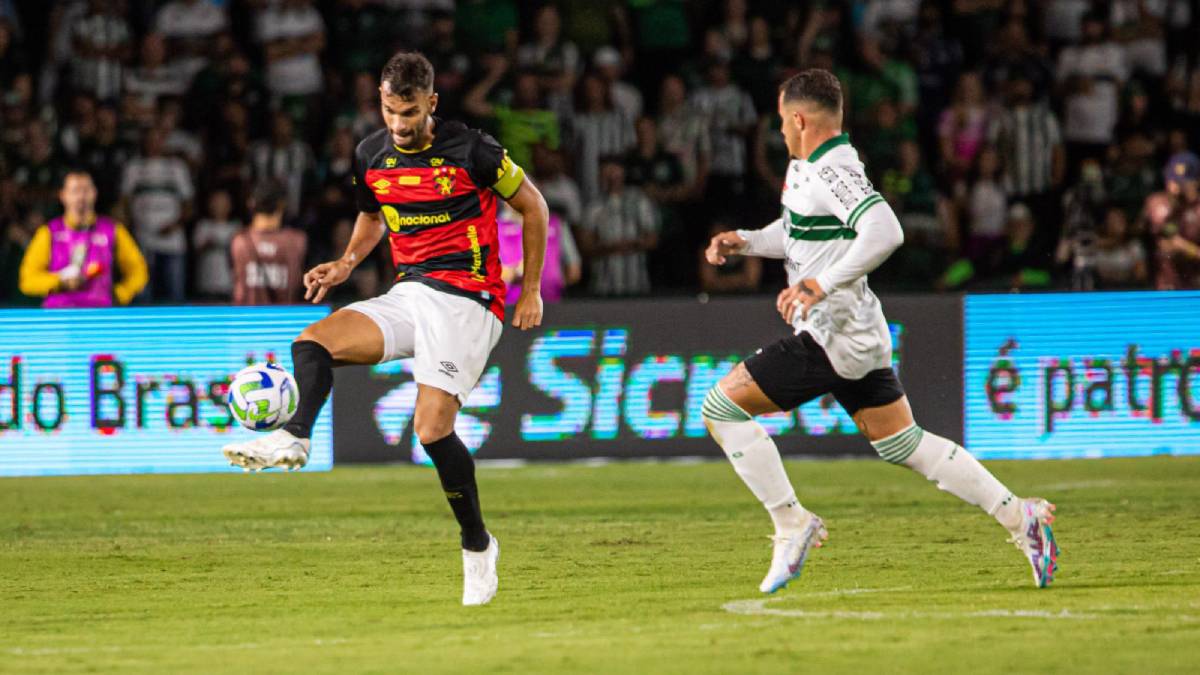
[434,166,457,196]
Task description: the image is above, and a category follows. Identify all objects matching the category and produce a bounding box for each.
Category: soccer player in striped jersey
[703,70,1059,593]
[221,52,550,606]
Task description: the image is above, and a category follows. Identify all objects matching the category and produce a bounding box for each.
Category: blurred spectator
[120,126,193,303]
[1106,133,1159,222]
[937,71,990,183]
[732,15,782,114]
[963,146,1009,262]
[623,117,686,204]
[464,55,560,172]
[656,74,711,196]
[58,94,98,161]
[1110,0,1171,79]
[861,0,921,48]
[592,46,642,121]
[247,111,315,218]
[577,158,659,296]
[943,202,1050,291]
[153,0,227,76]
[425,10,471,119]
[497,200,581,306]
[192,188,239,301]
[256,0,326,99]
[716,0,750,53]
[18,171,147,307]
[516,4,581,112]
[341,71,384,141]
[1043,0,1092,49]
[988,69,1065,252]
[881,139,940,241]
[1056,12,1129,170]
[0,179,36,305]
[124,32,191,104]
[231,180,307,305]
[158,99,204,171]
[13,121,65,221]
[982,15,1052,96]
[456,0,519,56]
[530,144,582,232]
[698,219,760,294]
[77,103,129,211]
[910,3,963,147]
[573,72,636,205]
[841,36,918,127]
[1142,152,1200,290]
[689,55,756,206]
[328,0,392,77]
[860,98,916,181]
[69,0,131,101]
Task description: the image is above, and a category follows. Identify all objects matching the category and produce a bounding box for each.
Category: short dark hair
[380,51,434,100]
[251,180,286,215]
[779,69,843,114]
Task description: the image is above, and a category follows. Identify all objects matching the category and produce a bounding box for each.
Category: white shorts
[345,282,502,405]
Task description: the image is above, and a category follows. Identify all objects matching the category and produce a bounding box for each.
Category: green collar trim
[806,133,850,163]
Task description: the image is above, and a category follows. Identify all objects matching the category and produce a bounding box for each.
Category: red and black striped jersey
[352,118,526,320]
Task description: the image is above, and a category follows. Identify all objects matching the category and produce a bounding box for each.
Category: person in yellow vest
[19,171,148,307]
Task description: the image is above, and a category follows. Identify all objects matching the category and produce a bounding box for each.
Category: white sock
[703,387,805,534]
[874,424,1022,531]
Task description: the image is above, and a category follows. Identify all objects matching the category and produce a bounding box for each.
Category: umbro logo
[439,361,459,377]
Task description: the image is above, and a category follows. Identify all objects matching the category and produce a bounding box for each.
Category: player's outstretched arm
[733,218,787,260]
[506,177,549,330]
[303,210,385,303]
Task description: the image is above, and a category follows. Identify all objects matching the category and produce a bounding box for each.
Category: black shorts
[744,332,905,416]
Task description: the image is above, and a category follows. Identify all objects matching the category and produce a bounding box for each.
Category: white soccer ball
[228,362,298,431]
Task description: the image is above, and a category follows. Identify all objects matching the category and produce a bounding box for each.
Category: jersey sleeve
[352,143,381,214]
[468,131,527,200]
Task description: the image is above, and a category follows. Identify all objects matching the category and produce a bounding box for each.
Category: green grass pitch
[2,456,1198,674]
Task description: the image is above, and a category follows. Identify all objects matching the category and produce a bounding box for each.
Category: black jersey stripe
[394,276,494,311]
[394,246,491,277]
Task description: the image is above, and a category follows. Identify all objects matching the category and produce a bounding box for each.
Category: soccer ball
[227,362,299,431]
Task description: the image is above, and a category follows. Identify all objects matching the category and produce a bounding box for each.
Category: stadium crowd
[2,0,1200,308]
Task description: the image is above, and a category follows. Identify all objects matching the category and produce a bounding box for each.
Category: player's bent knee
[414,417,456,445]
[701,385,751,425]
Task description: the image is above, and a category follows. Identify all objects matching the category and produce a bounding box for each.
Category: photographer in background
[1141,152,1200,290]
[18,170,147,307]
[1058,159,1108,290]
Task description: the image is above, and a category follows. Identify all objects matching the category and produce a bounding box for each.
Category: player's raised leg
[853,396,1059,587]
[413,384,498,605]
[222,309,384,471]
[702,363,826,594]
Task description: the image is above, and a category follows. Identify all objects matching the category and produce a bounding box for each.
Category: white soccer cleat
[759,512,827,594]
[1008,498,1059,588]
[222,429,310,472]
[462,535,499,606]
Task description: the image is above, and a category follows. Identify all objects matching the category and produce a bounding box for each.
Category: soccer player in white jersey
[703,69,1059,592]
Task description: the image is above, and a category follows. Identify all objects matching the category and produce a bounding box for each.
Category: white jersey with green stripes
[775,133,891,380]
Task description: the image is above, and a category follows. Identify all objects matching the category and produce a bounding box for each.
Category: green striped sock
[871,424,924,464]
[701,386,751,423]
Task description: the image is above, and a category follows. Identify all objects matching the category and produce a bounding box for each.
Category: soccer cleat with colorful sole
[1008,498,1059,588]
[222,429,310,472]
[759,513,828,594]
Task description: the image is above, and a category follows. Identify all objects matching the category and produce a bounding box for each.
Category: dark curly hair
[380,51,434,100]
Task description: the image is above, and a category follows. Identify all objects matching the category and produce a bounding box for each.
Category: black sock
[423,432,489,551]
[282,340,334,440]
